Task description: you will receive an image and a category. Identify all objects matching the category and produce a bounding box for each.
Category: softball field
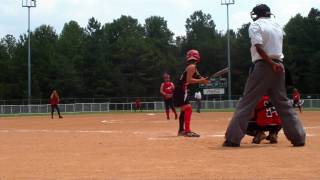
[0,111,319,179]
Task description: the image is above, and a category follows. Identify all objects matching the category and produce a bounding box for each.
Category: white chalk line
[0,129,122,134]
[305,126,320,129]
[101,120,120,124]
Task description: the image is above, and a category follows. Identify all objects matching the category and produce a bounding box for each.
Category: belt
[254,59,282,64]
[250,59,282,74]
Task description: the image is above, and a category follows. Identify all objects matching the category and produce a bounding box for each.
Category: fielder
[160,73,178,120]
[224,4,305,147]
[50,89,63,119]
[292,88,303,113]
[173,49,209,137]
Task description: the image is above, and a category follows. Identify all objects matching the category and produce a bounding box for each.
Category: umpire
[223,4,305,147]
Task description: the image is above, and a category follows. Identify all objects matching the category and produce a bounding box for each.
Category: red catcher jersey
[292,91,301,102]
[162,82,174,97]
[255,96,281,126]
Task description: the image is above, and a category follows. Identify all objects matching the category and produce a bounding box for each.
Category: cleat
[268,134,278,144]
[252,131,266,144]
[184,131,200,137]
[177,131,185,136]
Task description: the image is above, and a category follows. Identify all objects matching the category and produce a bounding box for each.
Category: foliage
[0,8,319,100]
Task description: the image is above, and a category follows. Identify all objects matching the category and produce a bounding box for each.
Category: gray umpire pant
[225,60,306,145]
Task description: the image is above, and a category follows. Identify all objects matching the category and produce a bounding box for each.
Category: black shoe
[59,116,63,119]
[252,131,266,144]
[184,131,200,137]
[177,131,185,136]
[266,135,270,141]
[222,140,240,147]
[268,133,278,144]
[293,142,305,147]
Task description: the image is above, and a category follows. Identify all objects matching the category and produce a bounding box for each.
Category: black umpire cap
[250,4,272,21]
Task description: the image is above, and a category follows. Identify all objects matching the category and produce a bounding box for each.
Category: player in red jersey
[134,97,142,112]
[160,73,177,120]
[246,95,282,144]
[173,49,209,137]
[50,89,63,119]
[292,88,303,113]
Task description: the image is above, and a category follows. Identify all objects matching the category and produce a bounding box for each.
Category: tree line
[0,8,319,101]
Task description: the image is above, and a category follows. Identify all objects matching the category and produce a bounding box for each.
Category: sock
[184,106,192,133]
[172,108,177,119]
[166,110,169,119]
[179,111,185,132]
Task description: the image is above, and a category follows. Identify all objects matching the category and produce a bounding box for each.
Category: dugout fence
[1,99,320,115]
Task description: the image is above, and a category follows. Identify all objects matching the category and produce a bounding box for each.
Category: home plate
[147,113,156,116]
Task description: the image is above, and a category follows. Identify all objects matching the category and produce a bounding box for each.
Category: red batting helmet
[186,49,200,63]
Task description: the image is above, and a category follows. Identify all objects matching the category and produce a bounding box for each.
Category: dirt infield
[0,111,319,179]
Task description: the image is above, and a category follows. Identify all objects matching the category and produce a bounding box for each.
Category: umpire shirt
[249,17,284,62]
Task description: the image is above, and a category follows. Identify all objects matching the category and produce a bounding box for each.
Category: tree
[30,25,59,98]
[284,8,320,93]
[231,23,252,94]
[56,21,85,98]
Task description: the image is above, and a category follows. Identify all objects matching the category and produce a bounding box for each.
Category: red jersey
[292,91,300,102]
[255,96,281,126]
[135,99,141,108]
[50,95,59,105]
[162,82,174,99]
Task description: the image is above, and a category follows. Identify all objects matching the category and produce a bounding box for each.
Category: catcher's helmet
[250,4,272,21]
[186,49,200,63]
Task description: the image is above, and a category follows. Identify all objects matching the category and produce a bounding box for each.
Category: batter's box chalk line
[101,120,120,124]
[146,113,156,116]
[0,129,123,134]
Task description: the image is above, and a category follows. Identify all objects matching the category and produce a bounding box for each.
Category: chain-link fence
[1,99,319,115]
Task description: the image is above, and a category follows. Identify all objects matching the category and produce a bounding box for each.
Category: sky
[1,0,319,38]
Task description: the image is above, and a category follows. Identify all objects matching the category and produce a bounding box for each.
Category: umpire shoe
[222,140,240,147]
[293,142,305,147]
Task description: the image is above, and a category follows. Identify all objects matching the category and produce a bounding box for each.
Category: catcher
[246,95,282,144]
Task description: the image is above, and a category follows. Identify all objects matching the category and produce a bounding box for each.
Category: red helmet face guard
[186,49,200,63]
